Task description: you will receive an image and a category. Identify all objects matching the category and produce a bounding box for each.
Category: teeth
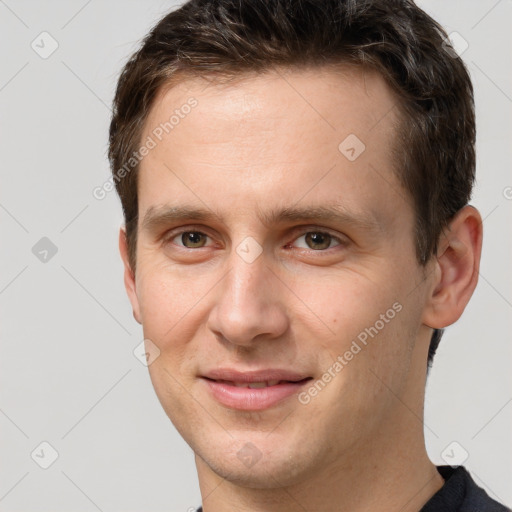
[229,380,282,388]
[248,382,267,389]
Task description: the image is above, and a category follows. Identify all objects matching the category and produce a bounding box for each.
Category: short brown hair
[108,0,476,366]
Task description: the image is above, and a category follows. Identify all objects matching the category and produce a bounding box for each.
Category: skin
[119,65,483,512]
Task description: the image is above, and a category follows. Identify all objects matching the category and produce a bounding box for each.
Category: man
[108,0,510,510]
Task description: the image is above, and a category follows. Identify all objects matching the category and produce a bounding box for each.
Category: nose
[206,247,289,349]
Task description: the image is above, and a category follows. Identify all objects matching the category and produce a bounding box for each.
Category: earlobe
[119,227,142,324]
[422,205,483,329]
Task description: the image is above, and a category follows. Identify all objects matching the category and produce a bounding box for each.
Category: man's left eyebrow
[258,204,383,233]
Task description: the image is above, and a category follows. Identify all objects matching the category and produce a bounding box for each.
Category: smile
[200,369,312,410]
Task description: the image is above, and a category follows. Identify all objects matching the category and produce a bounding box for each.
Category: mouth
[200,369,313,410]
[206,378,310,389]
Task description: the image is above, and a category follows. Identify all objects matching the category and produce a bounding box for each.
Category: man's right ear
[119,227,142,324]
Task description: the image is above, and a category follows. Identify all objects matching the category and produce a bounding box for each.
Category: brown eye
[178,231,208,248]
[306,232,331,250]
[294,232,341,251]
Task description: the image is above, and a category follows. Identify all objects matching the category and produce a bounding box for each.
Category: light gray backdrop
[0,1,511,510]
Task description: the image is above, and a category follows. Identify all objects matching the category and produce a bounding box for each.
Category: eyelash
[163,226,346,253]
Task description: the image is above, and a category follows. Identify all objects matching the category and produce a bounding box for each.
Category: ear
[422,205,483,329]
[119,227,142,324]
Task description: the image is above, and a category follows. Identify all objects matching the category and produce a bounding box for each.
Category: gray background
[0,1,510,510]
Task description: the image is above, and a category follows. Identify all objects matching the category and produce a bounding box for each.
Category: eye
[164,228,344,252]
[292,231,342,251]
[170,231,212,249]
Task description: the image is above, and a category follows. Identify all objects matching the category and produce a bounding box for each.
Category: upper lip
[201,368,311,383]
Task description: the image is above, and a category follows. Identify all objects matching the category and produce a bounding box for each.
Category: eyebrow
[141,203,383,234]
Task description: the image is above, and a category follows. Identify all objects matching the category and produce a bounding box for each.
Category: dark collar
[420,465,510,511]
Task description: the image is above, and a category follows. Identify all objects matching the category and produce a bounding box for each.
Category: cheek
[298,269,414,380]
[294,271,396,337]
[136,263,199,337]
[135,263,219,378]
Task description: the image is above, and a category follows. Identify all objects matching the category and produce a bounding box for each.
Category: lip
[200,368,312,411]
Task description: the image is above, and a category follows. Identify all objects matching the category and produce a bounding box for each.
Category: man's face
[123,66,435,487]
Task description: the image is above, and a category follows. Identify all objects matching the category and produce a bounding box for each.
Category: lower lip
[202,378,311,411]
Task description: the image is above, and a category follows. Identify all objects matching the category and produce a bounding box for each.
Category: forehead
[137,65,409,232]
[144,64,400,147]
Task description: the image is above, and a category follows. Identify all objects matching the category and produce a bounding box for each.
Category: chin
[206,453,309,489]
[193,431,317,489]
